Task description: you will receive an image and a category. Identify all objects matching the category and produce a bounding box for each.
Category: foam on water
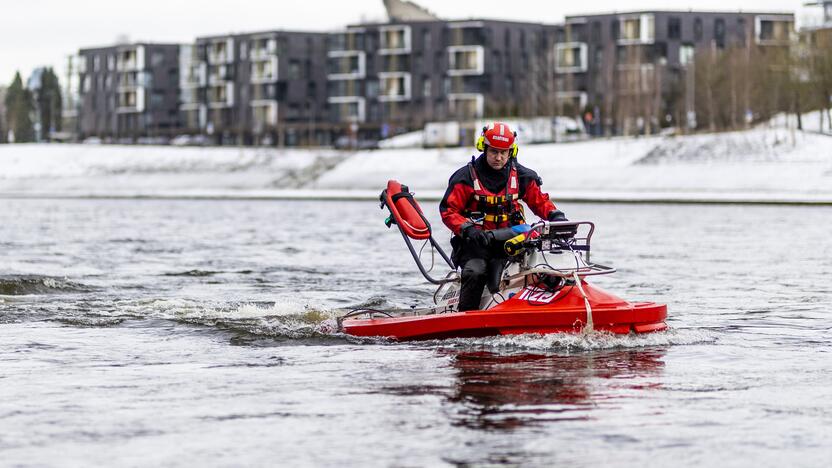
[437,327,717,352]
[127,298,341,339]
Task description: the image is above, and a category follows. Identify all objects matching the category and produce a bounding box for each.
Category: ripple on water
[0,275,93,296]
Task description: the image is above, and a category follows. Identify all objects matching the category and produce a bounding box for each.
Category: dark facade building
[180,30,329,145]
[77,43,180,140]
[326,20,558,139]
[70,6,803,144]
[554,11,794,134]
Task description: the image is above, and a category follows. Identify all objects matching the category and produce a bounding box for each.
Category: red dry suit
[440,154,557,236]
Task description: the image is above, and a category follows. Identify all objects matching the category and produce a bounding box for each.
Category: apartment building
[801,1,832,46]
[326,20,557,140]
[181,30,328,145]
[554,11,794,134]
[68,5,804,144]
[77,43,180,140]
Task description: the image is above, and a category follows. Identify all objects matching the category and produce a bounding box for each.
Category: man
[440,122,567,311]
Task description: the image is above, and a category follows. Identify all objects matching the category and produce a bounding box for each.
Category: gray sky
[0,0,818,86]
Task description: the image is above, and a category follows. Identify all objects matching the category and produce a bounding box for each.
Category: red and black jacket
[440,154,557,235]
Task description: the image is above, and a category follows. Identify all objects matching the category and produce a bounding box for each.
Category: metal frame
[380,188,457,285]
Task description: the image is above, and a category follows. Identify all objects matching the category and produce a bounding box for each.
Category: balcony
[327,96,365,123]
[208,83,234,108]
[379,25,411,55]
[208,65,233,86]
[250,37,277,61]
[447,76,487,94]
[179,45,205,88]
[116,46,144,72]
[180,87,201,111]
[207,38,234,64]
[251,101,278,129]
[555,92,587,114]
[327,51,366,80]
[755,16,795,45]
[328,80,362,98]
[447,46,484,76]
[250,57,278,84]
[180,63,206,88]
[381,54,411,73]
[555,43,588,73]
[116,88,145,113]
[378,72,411,102]
[615,64,656,94]
[448,93,483,119]
[250,83,275,101]
[618,14,655,45]
[447,22,486,46]
[328,29,366,52]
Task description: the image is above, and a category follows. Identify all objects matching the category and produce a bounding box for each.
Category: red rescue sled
[338,180,667,341]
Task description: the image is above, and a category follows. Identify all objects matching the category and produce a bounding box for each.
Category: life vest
[465,159,524,229]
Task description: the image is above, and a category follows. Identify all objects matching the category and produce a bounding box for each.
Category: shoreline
[2,190,831,206]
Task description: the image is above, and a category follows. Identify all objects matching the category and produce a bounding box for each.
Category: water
[1,199,831,467]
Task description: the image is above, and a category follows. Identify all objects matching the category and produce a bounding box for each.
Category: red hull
[342,282,667,341]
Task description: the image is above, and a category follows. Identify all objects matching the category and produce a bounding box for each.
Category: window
[592,22,601,42]
[737,18,747,46]
[289,60,301,79]
[694,18,703,41]
[151,92,164,107]
[366,79,379,98]
[423,78,431,97]
[654,42,668,60]
[611,21,620,40]
[668,17,681,39]
[714,18,726,48]
[593,47,603,67]
[151,52,165,67]
[714,19,725,39]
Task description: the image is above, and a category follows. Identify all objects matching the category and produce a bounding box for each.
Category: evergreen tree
[4,72,35,142]
[37,68,63,139]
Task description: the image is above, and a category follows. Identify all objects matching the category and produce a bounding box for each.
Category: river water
[1,198,830,467]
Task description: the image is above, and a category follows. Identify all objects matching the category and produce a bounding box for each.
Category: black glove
[547,210,568,222]
[462,224,488,248]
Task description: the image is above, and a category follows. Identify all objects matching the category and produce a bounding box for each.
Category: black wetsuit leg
[459,257,487,311]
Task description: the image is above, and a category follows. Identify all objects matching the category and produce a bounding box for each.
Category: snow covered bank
[1,127,831,204]
[315,127,832,202]
[0,144,346,195]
